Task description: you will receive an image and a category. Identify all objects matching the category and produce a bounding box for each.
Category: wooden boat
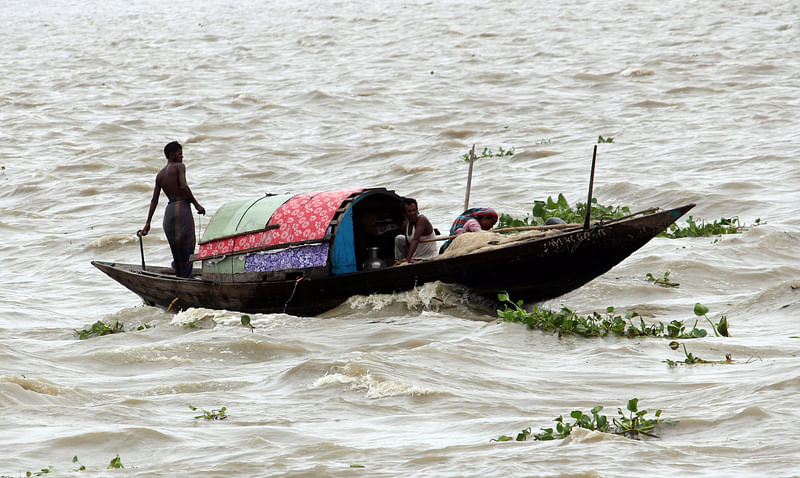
[92,187,693,316]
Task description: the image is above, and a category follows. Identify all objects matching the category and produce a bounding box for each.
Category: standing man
[394,197,438,264]
[141,141,205,277]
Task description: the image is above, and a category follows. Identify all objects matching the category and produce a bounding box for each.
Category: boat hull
[92,204,693,316]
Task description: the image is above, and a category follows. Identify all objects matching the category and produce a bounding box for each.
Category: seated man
[394,197,439,264]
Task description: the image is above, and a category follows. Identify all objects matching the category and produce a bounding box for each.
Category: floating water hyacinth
[498,194,631,228]
[646,271,680,287]
[189,405,228,420]
[491,399,663,442]
[497,293,719,339]
[461,145,515,161]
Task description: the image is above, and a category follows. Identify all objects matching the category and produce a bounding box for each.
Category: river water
[2,0,799,476]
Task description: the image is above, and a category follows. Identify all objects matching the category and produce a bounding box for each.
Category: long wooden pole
[136,230,146,271]
[421,222,581,242]
[583,145,598,230]
[463,144,475,211]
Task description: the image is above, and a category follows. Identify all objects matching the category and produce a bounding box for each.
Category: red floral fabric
[264,189,360,245]
[195,189,361,259]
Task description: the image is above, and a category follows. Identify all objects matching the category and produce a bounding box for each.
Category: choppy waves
[2,0,800,476]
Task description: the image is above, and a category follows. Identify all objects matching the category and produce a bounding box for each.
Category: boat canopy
[195,188,403,278]
[199,193,294,245]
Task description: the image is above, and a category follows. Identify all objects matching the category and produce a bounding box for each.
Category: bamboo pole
[197,224,280,245]
[421,223,581,242]
[463,144,475,211]
[584,145,597,230]
[492,223,581,233]
[136,230,146,271]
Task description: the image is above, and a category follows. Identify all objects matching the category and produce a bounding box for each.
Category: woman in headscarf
[439,207,498,253]
[455,207,498,234]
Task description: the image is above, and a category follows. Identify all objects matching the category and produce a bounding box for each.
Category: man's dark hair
[164,141,182,159]
[401,197,417,208]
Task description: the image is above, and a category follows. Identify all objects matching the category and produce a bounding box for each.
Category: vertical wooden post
[464,144,476,211]
[584,145,598,230]
[136,230,147,271]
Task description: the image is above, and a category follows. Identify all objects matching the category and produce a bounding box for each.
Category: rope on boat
[283,277,304,314]
[167,297,180,312]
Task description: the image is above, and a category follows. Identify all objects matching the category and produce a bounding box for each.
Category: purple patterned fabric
[244,243,330,272]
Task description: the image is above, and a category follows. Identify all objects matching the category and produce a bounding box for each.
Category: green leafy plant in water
[665,341,733,367]
[462,146,515,161]
[26,466,55,476]
[107,454,124,469]
[25,454,124,474]
[597,135,614,143]
[497,194,631,228]
[241,315,255,332]
[497,293,711,339]
[531,407,611,440]
[659,215,744,238]
[613,398,662,438]
[531,416,574,441]
[492,399,662,442]
[693,302,729,337]
[189,404,228,420]
[492,426,537,442]
[646,271,679,287]
[665,319,706,339]
[498,194,759,240]
[75,320,125,339]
